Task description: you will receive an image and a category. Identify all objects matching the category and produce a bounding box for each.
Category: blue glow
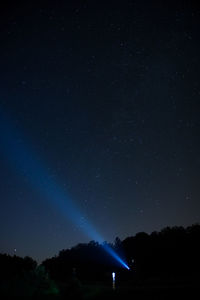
[0,109,129,270]
[103,244,130,270]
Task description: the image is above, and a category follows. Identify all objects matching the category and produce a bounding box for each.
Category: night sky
[0,0,200,262]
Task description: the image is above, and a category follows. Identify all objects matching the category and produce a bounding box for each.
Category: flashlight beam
[0,109,129,270]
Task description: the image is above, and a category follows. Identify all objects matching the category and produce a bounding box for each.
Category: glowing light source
[0,109,129,270]
[112,272,115,280]
[112,272,116,290]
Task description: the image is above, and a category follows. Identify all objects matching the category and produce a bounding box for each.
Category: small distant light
[112,272,115,280]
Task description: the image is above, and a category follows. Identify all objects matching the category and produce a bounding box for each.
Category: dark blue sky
[0,0,200,262]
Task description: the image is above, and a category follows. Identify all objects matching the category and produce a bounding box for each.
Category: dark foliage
[1,224,200,298]
[42,241,120,283]
[42,224,200,285]
[123,224,200,280]
[0,254,37,281]
[0,254,59,298]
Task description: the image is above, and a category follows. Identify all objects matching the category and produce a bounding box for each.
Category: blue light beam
[0,109,129,270]
[103,244,130,270]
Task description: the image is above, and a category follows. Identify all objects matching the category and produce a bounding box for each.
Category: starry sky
[0,0,200,262]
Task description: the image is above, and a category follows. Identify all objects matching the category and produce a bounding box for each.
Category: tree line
[0,223,200,298]
[42,224,200,283]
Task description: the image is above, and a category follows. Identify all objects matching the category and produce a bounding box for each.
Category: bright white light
[112,272,115,280]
